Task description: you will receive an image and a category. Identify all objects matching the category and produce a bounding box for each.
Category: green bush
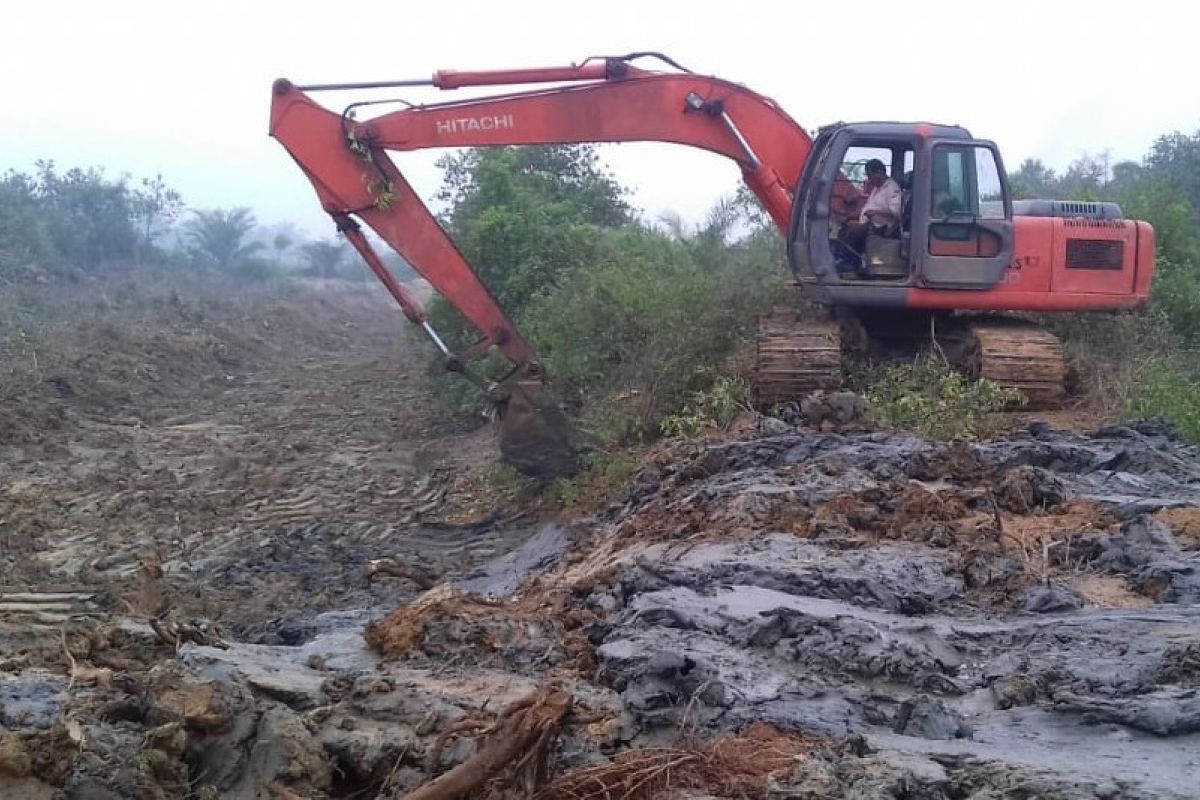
[1152,258,1200,343]
[1126,356,1200,443]
[864,357,1026,440]
[521,225,775,442]
[661,375,754,438]
[545,449,642,510]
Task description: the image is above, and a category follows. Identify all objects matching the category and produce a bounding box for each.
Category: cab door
[788,125,858,281]
[915,140,1014,289]
[787,126,844,280]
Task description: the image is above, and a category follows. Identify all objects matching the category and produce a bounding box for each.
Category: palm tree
[301,239,347,278]
[272,232,294,265]
[185,208,263,268]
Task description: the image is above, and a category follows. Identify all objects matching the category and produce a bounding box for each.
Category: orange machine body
[910,216,1155,312]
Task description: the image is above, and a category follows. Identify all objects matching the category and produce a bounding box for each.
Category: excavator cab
[789,122,1015,299]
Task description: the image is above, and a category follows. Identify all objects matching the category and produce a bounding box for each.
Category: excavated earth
[4,280,1200,799]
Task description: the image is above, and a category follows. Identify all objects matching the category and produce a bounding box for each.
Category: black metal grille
[1065,238,1124,270]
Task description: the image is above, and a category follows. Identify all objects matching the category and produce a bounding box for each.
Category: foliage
[661,376,754,438]
[1126,356,1200,444]
[545,449,643,511]
[185,207,264,270]
[1144,129,1200,219]
[437,145,630,234]
[1044,306,1172,414]
[272,232,294,261]
[522,224,776,441]
[0,160,151,277]
[1008,158,1060,200]
[130,173,184,251]
[424,145,633,351]
[300,239,348,278]
[0,172,57,280]
[422,142,784,431]
[864,357,1026,440]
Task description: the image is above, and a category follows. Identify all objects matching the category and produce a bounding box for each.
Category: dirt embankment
[1,275,523,643]
[4,275,1200,799]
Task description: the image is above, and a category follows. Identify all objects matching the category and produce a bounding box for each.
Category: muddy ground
[3,277,1200,799]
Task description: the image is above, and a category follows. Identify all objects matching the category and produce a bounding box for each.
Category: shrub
[545,449,643,511]
[1152,258,1200,344]
[661,375,754,438]
[864,356,1026,440]
[521,225,775,442]
[1126,356,1200,443]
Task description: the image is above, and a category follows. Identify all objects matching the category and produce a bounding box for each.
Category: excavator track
[961,320,1066,409]
[753,310,843,407]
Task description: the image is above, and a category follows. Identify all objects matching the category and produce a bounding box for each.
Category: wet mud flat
[4,421,1200,798]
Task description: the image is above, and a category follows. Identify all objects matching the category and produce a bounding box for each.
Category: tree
[185,208,263,269]
[300,239,347,278]
[130,173,183,252]
[33,160,138,268]
[272,232,294,264]
[437,145,630,232]
[1057,151,1112,200]
[656,194,758,272]
[0,170,57,277]
[1008,158,1059,200]
[429,145,632,321]
[1144,129,1200,220]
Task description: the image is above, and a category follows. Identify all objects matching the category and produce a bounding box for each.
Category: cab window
[841,146,893,189]
[932,146,971,217]
[932,145,1006,219]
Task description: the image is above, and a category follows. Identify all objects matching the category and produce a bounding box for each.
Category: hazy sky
[5,0,1196,241]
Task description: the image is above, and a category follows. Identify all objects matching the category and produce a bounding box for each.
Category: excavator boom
[268,54,817,478]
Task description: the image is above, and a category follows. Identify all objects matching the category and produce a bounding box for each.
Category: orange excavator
[268,53,1156,478]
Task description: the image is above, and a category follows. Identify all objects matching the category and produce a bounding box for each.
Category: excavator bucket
[496,380,581,481]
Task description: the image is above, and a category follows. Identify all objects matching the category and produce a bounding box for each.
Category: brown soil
[1,274,505,646]
[1070,574,1154,608]
[1154,506,1200,549]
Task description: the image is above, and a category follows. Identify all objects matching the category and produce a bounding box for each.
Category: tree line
[0,160,406,284]
[3,125,1198,442]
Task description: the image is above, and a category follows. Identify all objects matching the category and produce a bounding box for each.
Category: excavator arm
[268,54,815,477]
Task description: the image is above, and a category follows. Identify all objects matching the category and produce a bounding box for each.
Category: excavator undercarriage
[752,286,1067,411]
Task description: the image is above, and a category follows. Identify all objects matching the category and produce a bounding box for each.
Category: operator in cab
[834,158,902,273]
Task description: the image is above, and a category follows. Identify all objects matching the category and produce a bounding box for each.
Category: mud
[5,281,1200,798]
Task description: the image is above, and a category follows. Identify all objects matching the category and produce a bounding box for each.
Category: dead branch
[400,684,572,800]
[424,718,490,775]
[367,559,437,589]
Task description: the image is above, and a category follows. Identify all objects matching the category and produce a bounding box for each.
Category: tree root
[399,683,572,800]
[537,722,820,800]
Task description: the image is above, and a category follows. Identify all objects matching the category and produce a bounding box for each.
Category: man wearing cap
[834,158,903,272]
